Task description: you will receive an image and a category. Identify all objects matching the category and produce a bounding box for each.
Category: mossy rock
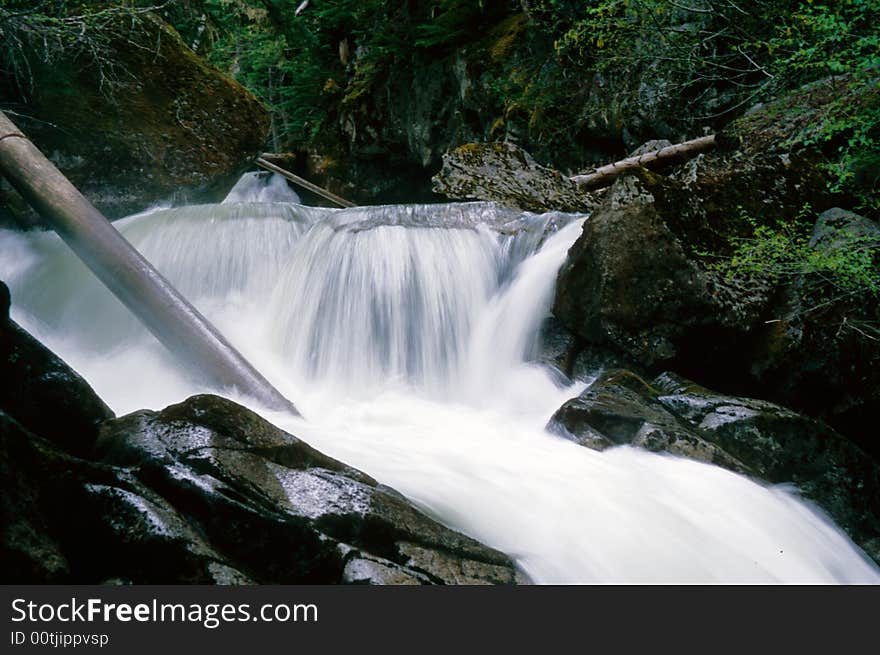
[0,12,269,224]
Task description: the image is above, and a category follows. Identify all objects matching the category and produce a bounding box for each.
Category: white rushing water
[1,176,878,584]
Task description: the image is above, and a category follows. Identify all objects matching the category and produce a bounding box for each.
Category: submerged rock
[548,369,880,563]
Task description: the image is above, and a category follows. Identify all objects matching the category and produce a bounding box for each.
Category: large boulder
[432,142,597,212]
[553,170,771,372]
[0,394,524,584]
[0,12,269,226]
[548,370,880,563]
[552,79,880,450]
[91,395,523,585]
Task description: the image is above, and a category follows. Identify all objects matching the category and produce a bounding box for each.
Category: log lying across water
[570,135,716,190]
[0,111,300,416]
[256,156,356,208]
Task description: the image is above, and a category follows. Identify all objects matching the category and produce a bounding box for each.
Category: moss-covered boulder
[0,12,269,226]
[432,141,598,212]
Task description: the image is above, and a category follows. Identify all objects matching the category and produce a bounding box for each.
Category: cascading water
[1,174,878,583]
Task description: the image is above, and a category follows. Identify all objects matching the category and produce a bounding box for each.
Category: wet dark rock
[0,281,113,455]
[536,316,580,376]
[0,387,523,584]
[548,368,880,563]
[0,13,269,226]
[432,142,597,213]
[548,369,746,472]
[654,372,880,562]
[94,395,524,585]
[554,171,771,372]
[0,410,253,584]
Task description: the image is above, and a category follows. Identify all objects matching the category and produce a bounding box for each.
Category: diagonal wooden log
[256,156,356,208]
[571,135,716,190]
[0,111,300,416]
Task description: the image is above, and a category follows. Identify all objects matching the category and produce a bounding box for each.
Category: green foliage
[5,1,875,202]
[708,205,880,323]
[767,0,880,210]
[0,1,159,96]
[153,1,515,149]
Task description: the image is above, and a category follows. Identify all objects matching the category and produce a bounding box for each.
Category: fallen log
[256,156,356,208]
[0,111,300,416]
[570,134,716,190]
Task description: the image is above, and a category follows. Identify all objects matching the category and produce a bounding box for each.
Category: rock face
[554,170,770,372]
[0,285,523,584]
[0,13,269,226]
[548,370,880,563]
[432,142,597,212]
[90,395,522,585]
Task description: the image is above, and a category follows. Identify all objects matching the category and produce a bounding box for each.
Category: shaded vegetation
[3,2,876,206]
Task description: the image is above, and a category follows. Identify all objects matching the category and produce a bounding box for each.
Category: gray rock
[547,369,746,471]
[432,142,597,213]
[628,140,673,157]
[809,207,880,251]
[653,372,880,563]
[547,368,880,563]
[0,390,523,585]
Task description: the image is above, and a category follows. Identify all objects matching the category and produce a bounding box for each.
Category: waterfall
[1,195,878,584]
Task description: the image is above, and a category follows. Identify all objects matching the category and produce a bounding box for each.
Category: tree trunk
[256,157,356,208]
[571,135,716,190]
[0,111,299,415]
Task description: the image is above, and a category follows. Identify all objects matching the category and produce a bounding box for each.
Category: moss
[7,12,269,218]
[487,14,528,63]
[601,369,660,398]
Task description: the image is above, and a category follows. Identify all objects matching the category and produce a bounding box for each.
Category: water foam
[1,199,877,583]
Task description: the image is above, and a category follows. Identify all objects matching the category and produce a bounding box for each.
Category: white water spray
[1,189,877,584]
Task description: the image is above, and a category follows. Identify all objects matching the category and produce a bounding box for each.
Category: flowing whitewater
[1,177,878,584]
